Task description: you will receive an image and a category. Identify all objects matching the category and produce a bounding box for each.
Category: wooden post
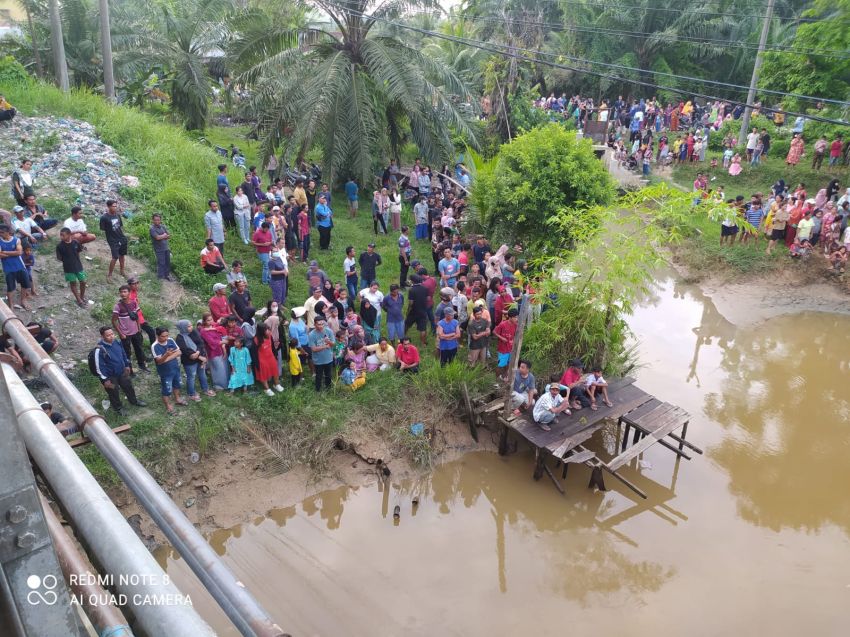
[462,382,479,442]
[532,449,544,481]
[679,420,689,451]
[500,293,532,424]
[498,423,509,455]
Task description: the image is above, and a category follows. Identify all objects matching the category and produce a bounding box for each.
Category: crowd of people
[535,93,850,178]
[706,177,849,268]
[0,145,613,430]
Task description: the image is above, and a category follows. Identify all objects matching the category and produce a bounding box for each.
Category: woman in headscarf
[815,188,828,210]
[372,190,388,235]
[268,239,288,306]
[359,298,379,345]
[176,319,216,400]
[199,313,229,390]
[826,179,841,202]
[217,181,235,229]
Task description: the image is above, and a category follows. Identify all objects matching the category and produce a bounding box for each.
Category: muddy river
[157,277,850,636]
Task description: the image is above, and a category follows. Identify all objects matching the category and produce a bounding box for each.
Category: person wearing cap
[436,306,460,366]
[305,259,328,290]
[493,307,519,380]
[0,223,31,310]
[315,195,333,249]
[62,206,96,245]
[434,287,455,323]
[467,304,490,365]
[381,283,405,345]
[359,243,382,289]
[532,383,572,431]
[559,359,592,410]
[303,286,325,328]
[11,205,47,248]
[208,282,230,322]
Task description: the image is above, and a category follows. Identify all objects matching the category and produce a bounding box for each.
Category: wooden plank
[480,397,507,414]
[607,417,690,471]
[542,462,565,494]
[559,449,596,464]
[619,398,664,423]
[626,403,677,428]
[68,424,131,448]
[634,407,689,436]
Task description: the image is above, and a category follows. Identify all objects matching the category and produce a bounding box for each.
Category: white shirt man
[746,130,760,150]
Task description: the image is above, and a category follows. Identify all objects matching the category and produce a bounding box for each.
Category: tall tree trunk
[48,0,69,91]
[99,0,115,99]
[24,4,44,79]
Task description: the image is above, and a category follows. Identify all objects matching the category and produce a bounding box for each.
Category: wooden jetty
[470,377,702,499]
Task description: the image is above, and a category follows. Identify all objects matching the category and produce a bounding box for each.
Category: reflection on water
[158,277,850,637]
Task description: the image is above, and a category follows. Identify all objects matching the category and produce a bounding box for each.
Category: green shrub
[0,56,29,87]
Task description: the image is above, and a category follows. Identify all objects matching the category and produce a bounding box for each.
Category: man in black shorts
[99,199,128,281]
[404,274,429,346]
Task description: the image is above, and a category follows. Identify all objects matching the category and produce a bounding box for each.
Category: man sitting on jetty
[510,359,537,416]
[532,383,572,431]
[560,358,593,410]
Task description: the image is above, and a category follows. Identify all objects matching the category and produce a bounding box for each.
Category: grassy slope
[668,153,849,279]
[3,81,495,484]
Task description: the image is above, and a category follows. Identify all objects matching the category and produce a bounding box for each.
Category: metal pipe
[38,492,135,637]
[0,301,285,637]
[2,364,214,637]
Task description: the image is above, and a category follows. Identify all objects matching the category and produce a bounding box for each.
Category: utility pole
[100,0,115,99]
[737,0,775,147]
[48,0,69,91]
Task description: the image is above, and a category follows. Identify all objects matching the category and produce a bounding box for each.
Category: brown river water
[156,277,850,636]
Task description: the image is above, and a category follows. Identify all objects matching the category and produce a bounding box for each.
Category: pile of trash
[0,115,138,215]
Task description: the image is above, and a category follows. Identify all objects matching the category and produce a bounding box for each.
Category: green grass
[671,154,849,202]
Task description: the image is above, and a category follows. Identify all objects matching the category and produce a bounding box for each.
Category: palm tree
[99,0,115,98]
[231,0,478,185]
[48,0,69,90]
[421,14,487,91]
[122,0,231,129]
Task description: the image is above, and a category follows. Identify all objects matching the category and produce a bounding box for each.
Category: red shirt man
[830,138,843,159]
[396,337,420,371]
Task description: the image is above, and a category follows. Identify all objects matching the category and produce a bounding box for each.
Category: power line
[508,0,833,24]
[394,13,850,106]
[443,13,850,60]
[332,5,850,126]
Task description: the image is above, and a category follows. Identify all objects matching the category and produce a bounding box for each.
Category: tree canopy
[469,124,615,252]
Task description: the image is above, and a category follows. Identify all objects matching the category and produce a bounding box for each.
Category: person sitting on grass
[200,238,227,275]
[151,327,188,416]
[586,366,613,409]
[532,383,572,432]
[396,335,420,373]
[341,360,366,391]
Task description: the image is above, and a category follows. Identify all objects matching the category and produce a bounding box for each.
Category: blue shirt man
[315,200,333,228]
[345,178,359,202]
[308,323,335,365]
[438,249,460,288]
